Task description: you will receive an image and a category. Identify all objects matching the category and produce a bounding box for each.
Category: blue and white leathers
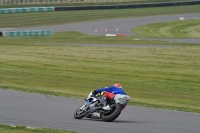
[95,86,126,95]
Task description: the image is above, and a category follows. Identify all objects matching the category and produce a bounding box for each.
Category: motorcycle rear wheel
[101,103,122,122]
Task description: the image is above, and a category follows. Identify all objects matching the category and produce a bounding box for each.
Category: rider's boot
[101,96,111,110]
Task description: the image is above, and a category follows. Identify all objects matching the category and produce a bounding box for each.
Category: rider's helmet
[113,83,122,88]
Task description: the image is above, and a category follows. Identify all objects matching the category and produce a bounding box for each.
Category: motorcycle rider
[88,83,127,117]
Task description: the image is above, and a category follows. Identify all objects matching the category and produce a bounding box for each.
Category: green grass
[0,124,76,133]
[0,0,191,8]
[131,18,200,38]
[0,32,200,113]
[0,4,200,113]
[1,5,200,28]
[0,31,198,45]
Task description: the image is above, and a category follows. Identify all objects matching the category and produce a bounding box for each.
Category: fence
[0,0,145,5]
[0,30,53,36]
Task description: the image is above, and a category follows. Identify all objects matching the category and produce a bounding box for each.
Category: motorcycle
[74,92,130,122]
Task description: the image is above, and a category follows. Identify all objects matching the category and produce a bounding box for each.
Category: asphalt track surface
[4,12,200,44]
[0,13,200,133]
[0,89,200,133]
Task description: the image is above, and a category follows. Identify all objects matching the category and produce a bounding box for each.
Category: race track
[0,89,200,133]
[0,12,200,133]
[7,12,200,43]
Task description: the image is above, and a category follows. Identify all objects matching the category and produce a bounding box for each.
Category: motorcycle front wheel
[74,105,86,119]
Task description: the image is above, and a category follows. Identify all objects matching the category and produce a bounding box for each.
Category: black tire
[74,105,85,119]
[101,103,122,122]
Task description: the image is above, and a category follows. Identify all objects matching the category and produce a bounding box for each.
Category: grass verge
[0,31,200,113]
[131,18,200,38]
[1,5,200,28]
[0,124,76,133]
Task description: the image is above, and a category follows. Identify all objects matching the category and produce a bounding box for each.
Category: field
[0,124,75,133]
[0,4,200,114]
[0,31,200,113]
[131,19,200,38]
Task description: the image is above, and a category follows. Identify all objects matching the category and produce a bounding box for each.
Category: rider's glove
[92,90,98,95]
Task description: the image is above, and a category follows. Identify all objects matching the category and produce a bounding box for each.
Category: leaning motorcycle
[74,92,130,122]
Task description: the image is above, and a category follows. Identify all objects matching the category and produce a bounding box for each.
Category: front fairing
[85,97,98,110]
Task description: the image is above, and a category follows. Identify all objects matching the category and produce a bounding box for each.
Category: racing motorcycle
[74,92,130,122]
